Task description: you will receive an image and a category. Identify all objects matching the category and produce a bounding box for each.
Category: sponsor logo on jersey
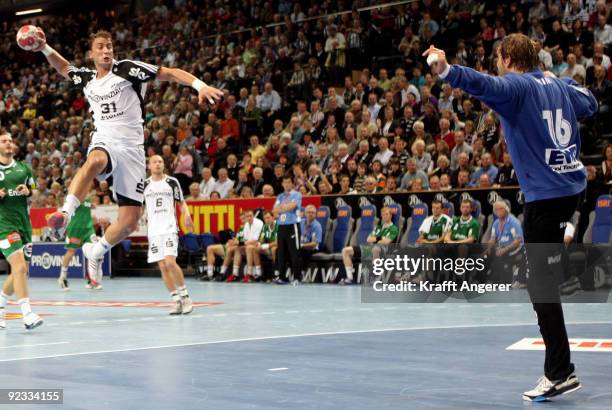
[136,179,145,194]
[87,88,121,103]
[129,67,150,81]
[8,189,27,197]
[7,232,21,244]
[544,144,584,173]
[69,237,82,245]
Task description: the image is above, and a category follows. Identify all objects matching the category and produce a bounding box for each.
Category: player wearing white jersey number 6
[144,155,195,315]
[27,29,223,273]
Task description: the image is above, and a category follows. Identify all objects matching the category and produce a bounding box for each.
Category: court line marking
[268,367,288,372]
[1,320,611,363]
[0,342,70,349]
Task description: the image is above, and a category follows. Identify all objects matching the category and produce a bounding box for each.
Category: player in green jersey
[417,200,453,244]
[58,194,105,291]
[246,211,278,280]
[443,199,481,278]
[204,211,247,281]
[340,207,399,285]
[0,133,42,330]
[444,200,480,244]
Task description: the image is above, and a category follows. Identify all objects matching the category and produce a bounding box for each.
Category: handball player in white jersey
[143,155,195,315]
[29,29,222,271]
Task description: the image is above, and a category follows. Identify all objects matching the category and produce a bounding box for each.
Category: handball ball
[16,25,45,51]
[426,53,439,66]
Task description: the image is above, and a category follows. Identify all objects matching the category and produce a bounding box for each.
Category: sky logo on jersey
[545,144,583,173]
[129,67,149,81]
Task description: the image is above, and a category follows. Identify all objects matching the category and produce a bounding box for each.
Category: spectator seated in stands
[469,154,499,187]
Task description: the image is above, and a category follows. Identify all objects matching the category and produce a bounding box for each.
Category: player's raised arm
[156,67,224,106]
[423,45,523,115]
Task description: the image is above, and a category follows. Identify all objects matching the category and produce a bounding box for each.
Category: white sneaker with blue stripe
[523,373,581,402]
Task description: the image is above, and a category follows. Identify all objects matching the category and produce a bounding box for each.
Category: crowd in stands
[0,0,611,210]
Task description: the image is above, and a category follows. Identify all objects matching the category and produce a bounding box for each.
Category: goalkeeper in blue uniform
[424,34,597,402]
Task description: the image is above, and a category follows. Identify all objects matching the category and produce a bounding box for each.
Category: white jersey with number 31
[67,59,158,147]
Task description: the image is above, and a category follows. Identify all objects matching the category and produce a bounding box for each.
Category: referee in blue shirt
[272,175,302,284]
[425,34,597,402]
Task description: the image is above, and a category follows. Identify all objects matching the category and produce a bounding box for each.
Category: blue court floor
[1,277,611,410]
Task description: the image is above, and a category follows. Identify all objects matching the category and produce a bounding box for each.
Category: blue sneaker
[273,277,287,285]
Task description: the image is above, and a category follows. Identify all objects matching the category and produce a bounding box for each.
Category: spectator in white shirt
[199,167,216,199]
[257,82,282,113]
[594,14,612,47]
[212,168,234,199]
[560,53,586,79]
[372,137,393,169]
[586,42,611,70]
[534,39,553,70]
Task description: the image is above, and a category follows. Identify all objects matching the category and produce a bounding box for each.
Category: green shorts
[0,229,33,262]
[65,228,96,250]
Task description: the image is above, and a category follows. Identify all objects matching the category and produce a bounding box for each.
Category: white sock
[177,285,188,298]
[254,266,262,277]
[274,270,279,277]
[220,265,227,275]
[60,266,68,279]
[91,237,112,259]
[61,194,81,217]
[18,298,31,317]
[0,291,8,309]
[170,291,180,302]
[207,265,214,277]
[345,267,354,281]
[246,266,252,276]
[232,265,240,275]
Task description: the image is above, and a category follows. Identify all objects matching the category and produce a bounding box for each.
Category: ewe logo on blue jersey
[545,144,583,173]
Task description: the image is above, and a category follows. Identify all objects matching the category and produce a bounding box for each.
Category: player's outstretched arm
[28,29,71,80]
[157,67,223,106]
[423,45,520,115]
